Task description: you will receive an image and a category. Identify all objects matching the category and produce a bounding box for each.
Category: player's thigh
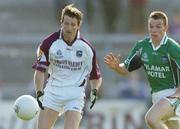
[146,98,174,121]
[37,107,59,129]
[64,111,82,129]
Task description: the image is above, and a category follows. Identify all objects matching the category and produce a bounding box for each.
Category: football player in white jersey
[32,4,102,129]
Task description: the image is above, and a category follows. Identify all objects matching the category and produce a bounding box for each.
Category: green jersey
[124,35,180,93]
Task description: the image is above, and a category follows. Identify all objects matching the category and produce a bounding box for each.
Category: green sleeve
[124,40,143,71]
[168,40,180,69]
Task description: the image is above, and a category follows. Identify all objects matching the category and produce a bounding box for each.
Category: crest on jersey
[161,55,168,63]
[141,52,149,62]
[55,50,63,59]
[76,50,83,57]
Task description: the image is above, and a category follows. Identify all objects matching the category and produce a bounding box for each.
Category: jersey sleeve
[80,37,101,80]
[168,40,180,69]
[32,31,60,72]
[89,50,101,80]
[32,44,49,72]
[124,41,143,72]
[167,39,180,86]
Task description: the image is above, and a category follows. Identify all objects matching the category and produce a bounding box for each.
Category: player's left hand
[36,91,44,110]
[90,89,98,109]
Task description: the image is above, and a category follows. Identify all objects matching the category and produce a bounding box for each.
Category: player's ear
[78,21,82,29]
[164,23,168,32]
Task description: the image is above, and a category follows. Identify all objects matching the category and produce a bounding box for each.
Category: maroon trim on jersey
[79,36,101,80]
[32,62,47,72]
[41,31,60,61]
[32,30,60,72]
[32,61,48,72]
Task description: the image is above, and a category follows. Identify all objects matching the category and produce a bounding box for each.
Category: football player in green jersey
[104,11,180,129]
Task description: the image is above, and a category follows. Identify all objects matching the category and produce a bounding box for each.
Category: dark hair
[61,4,83,25]
[149,11,168,26]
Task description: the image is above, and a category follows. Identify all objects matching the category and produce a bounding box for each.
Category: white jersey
[32,30,101,88]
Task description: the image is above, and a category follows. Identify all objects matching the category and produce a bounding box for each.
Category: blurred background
[0,0,180,129]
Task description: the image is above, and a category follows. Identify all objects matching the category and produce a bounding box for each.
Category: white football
[13,95,39,120]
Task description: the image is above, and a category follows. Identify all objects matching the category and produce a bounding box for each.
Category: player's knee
[145,112,157,128]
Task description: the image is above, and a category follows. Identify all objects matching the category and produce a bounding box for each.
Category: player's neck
[152,35,164,47]
[62,33,76,46]
[152,40,160,47]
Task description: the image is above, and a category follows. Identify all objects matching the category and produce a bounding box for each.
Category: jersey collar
[149,33,168,50]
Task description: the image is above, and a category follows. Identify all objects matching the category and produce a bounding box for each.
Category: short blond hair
[61,4,83,25]
[149,11,168,26]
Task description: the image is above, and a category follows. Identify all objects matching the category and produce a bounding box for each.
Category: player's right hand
[36,91,44,110]
[104,53,120,70]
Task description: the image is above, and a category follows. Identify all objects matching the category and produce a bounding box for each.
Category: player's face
[148,18,168,44]
[61,15,80,43]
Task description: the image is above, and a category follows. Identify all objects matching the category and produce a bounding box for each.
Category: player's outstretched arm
[104,53,129,75]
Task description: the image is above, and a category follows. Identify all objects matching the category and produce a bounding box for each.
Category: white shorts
[152,88,180,116]
[42,85,86,114]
